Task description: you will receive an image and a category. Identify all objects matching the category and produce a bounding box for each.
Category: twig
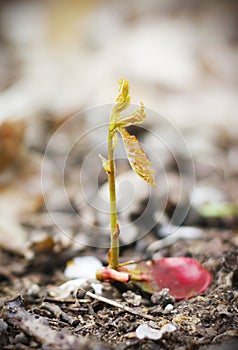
[2,295,111,350]
[43,297,91,304]
[84,290,156,321]
[32,291,156,321]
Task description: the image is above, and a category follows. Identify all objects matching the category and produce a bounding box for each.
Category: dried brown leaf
[119,128,156,186]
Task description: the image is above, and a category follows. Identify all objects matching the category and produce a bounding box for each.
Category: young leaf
[112,78,130,114]
[110,79,147,132]
[120,128,156,187]
[99,154,110,173]
[114,103,147,131]
[110,78,131,132]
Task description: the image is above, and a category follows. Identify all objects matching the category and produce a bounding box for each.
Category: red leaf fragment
[132,257,212,299]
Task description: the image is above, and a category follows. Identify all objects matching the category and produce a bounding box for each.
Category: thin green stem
[108,130,119,269]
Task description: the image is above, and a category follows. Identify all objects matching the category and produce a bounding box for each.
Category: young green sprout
[100,78,155,269]
[96,79,212,299]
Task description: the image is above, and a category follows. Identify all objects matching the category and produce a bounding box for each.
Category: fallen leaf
[131,257,212,299]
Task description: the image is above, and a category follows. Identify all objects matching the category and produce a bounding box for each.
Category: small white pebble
[136,323,176,340]
[91,282,103,295]
[59,278,87,297]
[64,256,103,279]
[49,278,87,299]
[164,304,174,313]
[27,284,40,296]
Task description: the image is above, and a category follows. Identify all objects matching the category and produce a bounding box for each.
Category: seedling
[96,79,212,299]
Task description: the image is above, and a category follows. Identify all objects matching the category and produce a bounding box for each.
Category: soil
[0,226,238,349]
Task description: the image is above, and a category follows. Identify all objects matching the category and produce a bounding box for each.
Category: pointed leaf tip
[112,78,131,115]
[99,154,110,173]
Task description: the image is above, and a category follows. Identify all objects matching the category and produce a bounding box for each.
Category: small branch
[32,292,155,321]
[84,290,156,321]
[2,295,111,350]
[43,297,90,304]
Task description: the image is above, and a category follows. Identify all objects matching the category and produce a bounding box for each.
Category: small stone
[91,282,103,295]
[122,290,142,306]
[151,288,175,307]
[0,319,8,334]
[136,322,176,340]
[27,283,40,296]
[14,332,29,345]
[64,256,103,279]
[164,303,174,313]
[50,278,88,298]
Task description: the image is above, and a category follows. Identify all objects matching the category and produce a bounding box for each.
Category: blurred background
[0,0,238,252]
[0,0,237,128]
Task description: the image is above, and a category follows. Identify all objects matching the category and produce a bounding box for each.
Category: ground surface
[0,229,238,349]
[0,1,238,349]
[0,181,238,350]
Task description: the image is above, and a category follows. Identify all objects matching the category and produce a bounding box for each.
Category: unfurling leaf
[99,154,110,173]
[117,102,146,130]
[112,78,130,114]
[120,128,156,187]
[110,79,146,132]
[110,78,130,132]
